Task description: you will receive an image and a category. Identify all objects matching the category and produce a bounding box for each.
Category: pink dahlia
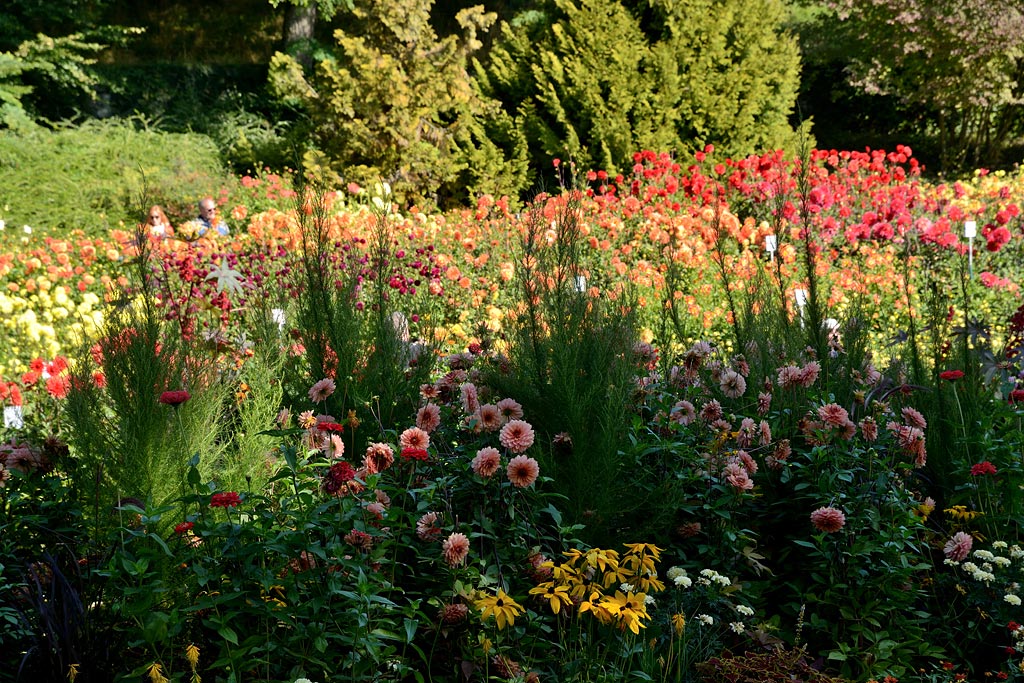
[859,417,878,442]
[499,420,535,454]
[416,403,442,432]
[944,531,973,561]
[810,506,846,533]
[817,403,849,427]
[507,454,540,488]
[363,442,395,474]
[308,378,336,403]
[700,399,723,422]
[442,532,470,567]
[478,404,503,431]
[669,400,696,425]
[799,361,821,388]
[723,462,754,491]
[757,391,772,416]
[719,369,747,399]
[416,511,443,542]
[399,426,431,451]
[901,406,927,430]
[460,383,479,415]
[496,398,524,421]
[472,447,502,478]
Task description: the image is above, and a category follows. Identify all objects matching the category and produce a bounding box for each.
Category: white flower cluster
[698,568,732,587]
[736,604,755,617]
[698,614,714,625]
[962,561,997,584]
[667,566,693,588]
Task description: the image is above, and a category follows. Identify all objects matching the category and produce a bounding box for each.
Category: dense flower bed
[2,148,1024,682]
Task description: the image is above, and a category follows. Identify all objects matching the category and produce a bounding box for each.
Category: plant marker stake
[964,220,976,279]
[794,288,808,327]
[765,234,777,262]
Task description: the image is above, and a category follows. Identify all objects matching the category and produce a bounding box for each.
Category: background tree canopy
[1,0,1023,207]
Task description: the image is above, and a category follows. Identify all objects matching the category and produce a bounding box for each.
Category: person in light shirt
[196,197,229,237]
[146,205,172,237]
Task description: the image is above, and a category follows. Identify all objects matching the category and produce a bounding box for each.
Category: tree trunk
[282,3,317,65]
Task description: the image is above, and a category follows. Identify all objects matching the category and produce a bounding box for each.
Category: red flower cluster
[316,421,345,432]
[174,521,194,534]
[322,460,356,494]
[970,461,998,476]
[159,390,191,406]
[939,370,964,381]
[1010,389,1024,404]
[401,447,429,461]
[210,491,242,508]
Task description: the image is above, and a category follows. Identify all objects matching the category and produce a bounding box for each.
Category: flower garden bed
[2,147,1024,682]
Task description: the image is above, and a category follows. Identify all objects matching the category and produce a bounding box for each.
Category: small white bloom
[974,550,996,562]
[23,225,32,234]
[995,557,1012,568]
[1011,545,1024,559]
[674,575,692,588]
[715,575,731,587]
[700,568,718,578]
[698,614,714,625]
[620,583,634,593]
[962,561,979,573]
[993,541,1009,550]
[645,594,657,607]
[666,566,686,581]
[1005,594,1022,606]
[943,558,960,567]
[736,604,754,616]
[697,577,712,586]
[729,621,745,634]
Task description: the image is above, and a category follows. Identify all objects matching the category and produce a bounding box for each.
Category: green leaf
[218,624,239,645]
[404,617,418,643]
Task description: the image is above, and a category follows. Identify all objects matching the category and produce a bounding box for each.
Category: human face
[199,202,216,220]
[149,211,162,224]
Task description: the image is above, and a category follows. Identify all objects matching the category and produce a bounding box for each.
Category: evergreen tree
[482,0,677,176]
[482,0,802,177]
[268,0,530,207]
[645,0,802,158]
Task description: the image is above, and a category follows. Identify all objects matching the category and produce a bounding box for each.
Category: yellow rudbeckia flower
[475,589,524,630]
[528,581,572,614]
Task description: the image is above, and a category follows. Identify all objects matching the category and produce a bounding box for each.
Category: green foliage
[482,0,676,175]
[482,0,802,177]
[292,179,438,446]
[807,0,1024,172]
[0,118,230,236]
[489,189,641,540]
[0,31,123,129]
[267,0,530,207]
[646,0,803,159]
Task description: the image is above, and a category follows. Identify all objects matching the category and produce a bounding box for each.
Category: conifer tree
[482,0,677,175]
[268,0,529,206]
[645,0,802,158]
[482,0,802,176]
